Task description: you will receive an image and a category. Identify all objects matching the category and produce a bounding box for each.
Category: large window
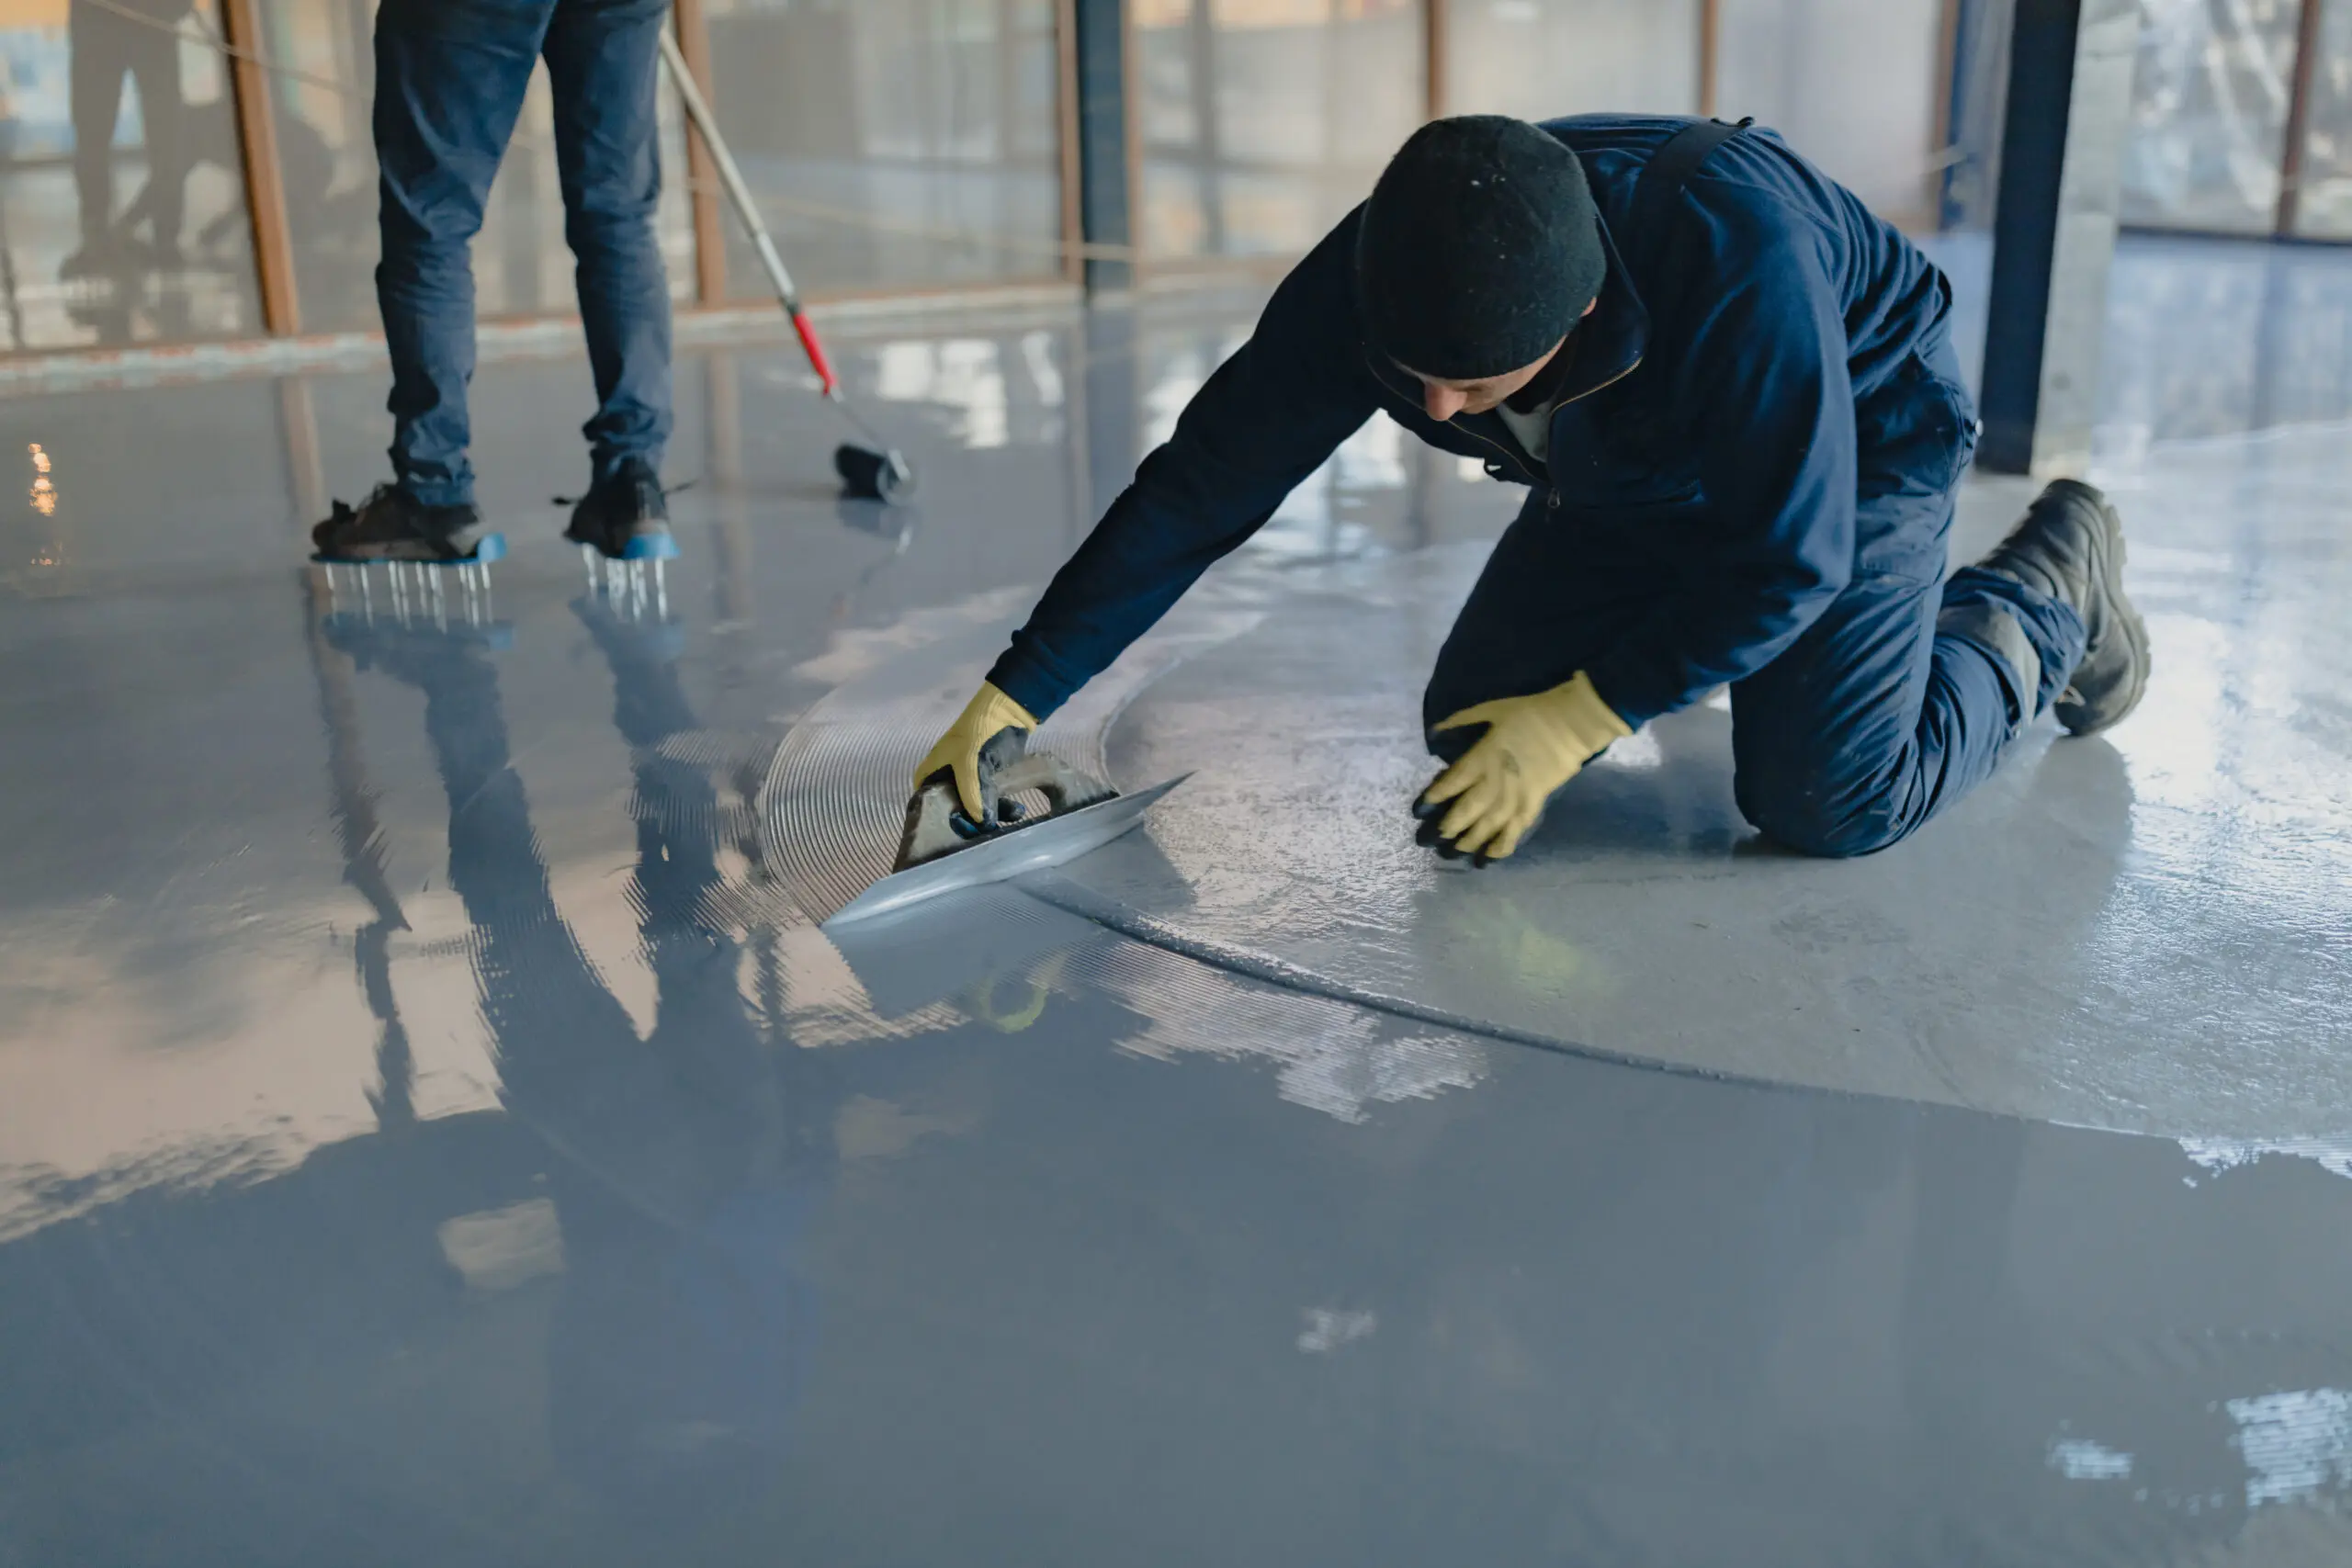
[254,0,698,333]
[13,0,2352,360]
[0,0,265,350]
[700,0,1064,296]
[1135,0,1425,264]
[1444,0,1701,124]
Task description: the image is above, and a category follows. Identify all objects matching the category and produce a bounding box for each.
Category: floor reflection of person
[323,598,831,1529]
[64,0,191,277]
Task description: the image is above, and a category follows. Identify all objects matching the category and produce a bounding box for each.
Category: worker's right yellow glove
[1415,671,1631,863]
[913,681,1040,823]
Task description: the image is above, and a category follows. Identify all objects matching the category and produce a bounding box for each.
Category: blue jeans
[374,0,673,508]
[1425,335,2087,858]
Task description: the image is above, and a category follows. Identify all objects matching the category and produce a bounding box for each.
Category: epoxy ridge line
[1017,871,1978,1121]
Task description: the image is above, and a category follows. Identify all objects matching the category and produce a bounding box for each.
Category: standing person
[312,0,677,566]
[912,115,2150,864]
[64,0,193,278]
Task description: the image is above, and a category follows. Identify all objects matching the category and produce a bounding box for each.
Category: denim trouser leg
[374,0,553,508]
[542,0,674,479]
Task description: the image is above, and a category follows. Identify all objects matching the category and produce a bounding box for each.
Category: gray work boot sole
[1985,479,2152,737]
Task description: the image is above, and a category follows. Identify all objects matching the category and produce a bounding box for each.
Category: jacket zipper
[1367,349,1647,507]
[1543,352,1645,508]
[1366,356,1540,485]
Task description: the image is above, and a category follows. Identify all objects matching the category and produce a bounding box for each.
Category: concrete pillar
[1080,303,1141,523]
[1976,0,2137,476]
[1072,0,1135,296]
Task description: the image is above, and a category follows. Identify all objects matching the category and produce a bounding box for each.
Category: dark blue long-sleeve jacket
[985,115,1954,728]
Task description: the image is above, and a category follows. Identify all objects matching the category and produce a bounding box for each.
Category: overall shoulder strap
[1624,116,1751,287]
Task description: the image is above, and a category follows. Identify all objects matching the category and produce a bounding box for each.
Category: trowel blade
[823,773,1189,930]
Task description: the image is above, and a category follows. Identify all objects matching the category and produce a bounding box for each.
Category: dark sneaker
[59,242,112,281]
[1978,479,2151,736]
[561,458,678,561]
[312,484,503,564]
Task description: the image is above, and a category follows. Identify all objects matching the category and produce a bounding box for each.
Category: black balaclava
[1355,115,1606,380]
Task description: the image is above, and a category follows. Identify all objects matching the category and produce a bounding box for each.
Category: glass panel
[699,0,1063,298]
[1939,0,2012,235]
[1715,0,1949,228]
[2120,0,2301,233]
[257,0,697,334]
[1444,0,1700,123]
[2294,0,2352,236]
[1136,0,1424,264]
[0,0,264,351]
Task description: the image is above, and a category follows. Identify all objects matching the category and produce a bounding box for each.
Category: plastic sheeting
[2121,0,2301,231]
[2296,0,2352,235]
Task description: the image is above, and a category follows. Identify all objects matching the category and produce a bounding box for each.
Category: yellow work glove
[913,680,1040,823]
[1415,671,1632,863]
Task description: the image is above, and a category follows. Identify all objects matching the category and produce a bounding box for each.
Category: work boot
[312,483,499,563]
[562,457,678,561]
[1976,478,2151,735]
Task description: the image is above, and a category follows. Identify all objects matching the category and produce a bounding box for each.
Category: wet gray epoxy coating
[766,441,2351,1141]
[4,241,2352,1563]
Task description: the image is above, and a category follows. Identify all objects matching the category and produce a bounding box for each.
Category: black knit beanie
[1356,116,1606,380]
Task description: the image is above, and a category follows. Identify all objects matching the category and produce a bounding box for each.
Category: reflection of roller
[657,27,915,503]
[827,495,916,623]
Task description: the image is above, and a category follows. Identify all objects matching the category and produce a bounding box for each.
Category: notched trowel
[824,732,1188,929]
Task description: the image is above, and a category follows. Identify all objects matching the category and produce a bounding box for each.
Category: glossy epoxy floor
[3,239,2352,1564]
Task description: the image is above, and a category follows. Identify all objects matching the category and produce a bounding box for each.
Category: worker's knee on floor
[1736,771,1914,860]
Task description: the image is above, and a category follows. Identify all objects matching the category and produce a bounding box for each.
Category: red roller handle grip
[790,309,841,399]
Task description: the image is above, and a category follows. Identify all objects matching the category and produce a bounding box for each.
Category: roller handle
[790,308,841,400]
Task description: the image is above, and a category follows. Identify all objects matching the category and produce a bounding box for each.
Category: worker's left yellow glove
[1415,671,1632,863]
[914,680,1039,824]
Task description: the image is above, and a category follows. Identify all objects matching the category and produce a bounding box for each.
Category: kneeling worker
[919,115,2151,863]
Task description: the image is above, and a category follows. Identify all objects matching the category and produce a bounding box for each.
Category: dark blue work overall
[985,116,2086,857]
[373,0,674,508]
